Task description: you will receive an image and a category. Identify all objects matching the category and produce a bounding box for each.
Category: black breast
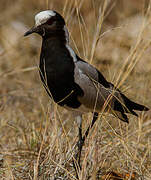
[39,39,83,108]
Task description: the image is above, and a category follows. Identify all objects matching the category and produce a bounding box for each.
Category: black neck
[42,29,68,44]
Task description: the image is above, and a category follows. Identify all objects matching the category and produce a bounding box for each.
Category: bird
[24,10,149,170]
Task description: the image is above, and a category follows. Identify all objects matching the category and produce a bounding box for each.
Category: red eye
[47,18,54,25]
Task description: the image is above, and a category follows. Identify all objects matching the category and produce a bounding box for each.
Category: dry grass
[0,0,151,179]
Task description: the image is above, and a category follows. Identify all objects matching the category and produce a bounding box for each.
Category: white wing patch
[66,44,77,62]
[35,10,56,26]
[63,25,77,62]
[63,25,69,43]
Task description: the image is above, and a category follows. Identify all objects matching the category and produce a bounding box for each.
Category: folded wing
[74,56,149,123]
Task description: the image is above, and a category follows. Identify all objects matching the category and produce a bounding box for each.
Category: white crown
[35,10,56,26]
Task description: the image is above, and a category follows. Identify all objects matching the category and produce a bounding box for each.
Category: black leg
[82,112,98,143]
[72,115,83,178]
[73,112,99,176]
[76,112,98,166]
[77,123,83,169]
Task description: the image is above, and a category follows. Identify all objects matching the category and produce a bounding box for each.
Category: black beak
[24,26,38,36]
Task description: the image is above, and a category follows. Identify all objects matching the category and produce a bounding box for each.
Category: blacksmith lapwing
[24,10,149,169]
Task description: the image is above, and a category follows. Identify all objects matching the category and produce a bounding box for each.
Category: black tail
[121,93,149,115]
[109,83,149,123]
[113,94,149,124]
[128,100,149,111]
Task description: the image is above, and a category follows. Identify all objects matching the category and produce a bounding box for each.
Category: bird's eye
[47,18,54,25]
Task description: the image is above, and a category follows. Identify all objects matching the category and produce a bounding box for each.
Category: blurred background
[0,0,151,179]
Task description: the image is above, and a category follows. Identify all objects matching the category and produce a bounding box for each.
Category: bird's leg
[73,113,98,177]
[74,113,98,163]
[72,115,83,178]
[82,112,98,143]
[75,113,98,166]
[74,115,83,168]
[77,116,83,168]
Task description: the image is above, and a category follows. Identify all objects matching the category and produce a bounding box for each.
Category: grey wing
[74,59,149,123]
[74,60,121,112]
[75,60,99,82]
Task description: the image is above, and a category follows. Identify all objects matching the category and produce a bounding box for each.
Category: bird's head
[24,10,68,40]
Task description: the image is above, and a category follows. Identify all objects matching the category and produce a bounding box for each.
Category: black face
[24,11,66,38]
